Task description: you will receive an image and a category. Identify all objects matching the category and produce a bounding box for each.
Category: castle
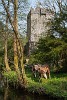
[27,7,54,55]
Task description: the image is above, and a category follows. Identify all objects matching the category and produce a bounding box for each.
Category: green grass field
[3,67,67,99]
[25,67,67,99]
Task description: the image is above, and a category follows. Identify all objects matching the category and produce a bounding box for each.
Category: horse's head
[32,65,40,78]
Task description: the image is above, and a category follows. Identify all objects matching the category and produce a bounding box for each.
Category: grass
[3,67,67,99]
[25,67,67,99]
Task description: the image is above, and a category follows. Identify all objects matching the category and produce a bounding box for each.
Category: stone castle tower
[27,7,54,54]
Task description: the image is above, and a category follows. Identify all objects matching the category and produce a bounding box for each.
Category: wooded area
[0,0,67,99]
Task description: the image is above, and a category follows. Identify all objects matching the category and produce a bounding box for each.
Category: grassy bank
[25,67,67,99]
[3,67,67,99]
[26,76,67,99]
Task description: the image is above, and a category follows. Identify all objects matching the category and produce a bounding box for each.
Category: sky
[29,0,44,8]
[29,0,36,7]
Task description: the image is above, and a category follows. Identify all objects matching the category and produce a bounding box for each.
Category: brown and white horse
[32,64,50,79]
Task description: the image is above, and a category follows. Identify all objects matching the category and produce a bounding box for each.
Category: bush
[3,71,18,85]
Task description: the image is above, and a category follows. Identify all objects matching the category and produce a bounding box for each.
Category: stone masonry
[27,7,54,55]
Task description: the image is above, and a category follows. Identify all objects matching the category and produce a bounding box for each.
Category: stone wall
[27,7,54,55]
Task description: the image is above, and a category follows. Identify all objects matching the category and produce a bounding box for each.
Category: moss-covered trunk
[4,0,11,71]
[4,32,11,71]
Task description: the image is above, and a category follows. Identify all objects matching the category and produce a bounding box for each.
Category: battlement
[31,7,40,14]
[29,7,54,15]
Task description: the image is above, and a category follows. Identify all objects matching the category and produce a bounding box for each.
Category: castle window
[41,13,46,16]
[40,9,46,16]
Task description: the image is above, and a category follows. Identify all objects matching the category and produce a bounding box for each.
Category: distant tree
[50,0,67,71]
[42,0,67,38]
[30,36,67,71]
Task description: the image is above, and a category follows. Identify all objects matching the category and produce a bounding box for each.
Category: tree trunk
[16,38,26,84]
[4,32,11,71]
[13,0,18,70]
[4,0,11,71]
[4,87,8,100]
[20,47,26,84]
[13,0,26,84]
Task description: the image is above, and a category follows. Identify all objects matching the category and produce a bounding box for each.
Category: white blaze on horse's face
[34,65,39,70]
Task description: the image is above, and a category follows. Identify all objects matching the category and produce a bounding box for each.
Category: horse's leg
[48,72,51,79]
[34,72,36,77]
[33,70,37,78]
[43,73,47,79]
[39,73,42,82]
